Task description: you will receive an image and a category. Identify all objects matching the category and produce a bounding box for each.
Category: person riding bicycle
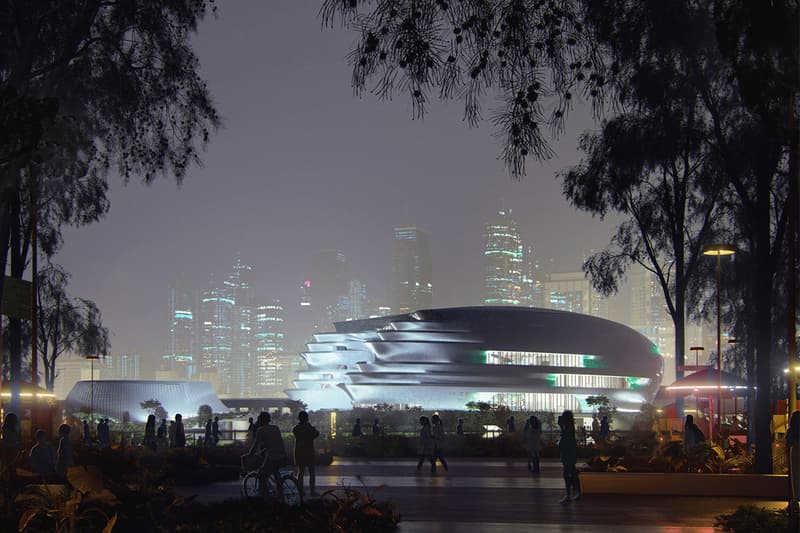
[247,411,287,498]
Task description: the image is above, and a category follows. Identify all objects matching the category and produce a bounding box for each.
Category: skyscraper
[199,287,235,396]
[253,300,286,396]
[391,226,432,313]
[164,285,197,379]
[543,271,610,319]
[310,250,349,328]
[225,257,256,396]
[483,210,525,305]
[630,264,676,383]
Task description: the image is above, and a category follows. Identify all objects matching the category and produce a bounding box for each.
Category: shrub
[714,504,790,533]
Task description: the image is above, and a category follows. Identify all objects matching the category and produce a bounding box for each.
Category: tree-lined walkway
[179,458,784,531]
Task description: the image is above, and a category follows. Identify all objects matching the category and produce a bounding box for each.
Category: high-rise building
[254,300,286,396]
[630,264,676,383]
[225,257,257,396]
[484,210,525,306]
[391,226,432,313]
[104,353,141,380]
[543,271,610,319]
[310,250,349,328]
[199,287,235,396]
[164,285,197,379]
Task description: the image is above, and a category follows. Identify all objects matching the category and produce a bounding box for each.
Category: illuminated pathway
[180,458,785,532]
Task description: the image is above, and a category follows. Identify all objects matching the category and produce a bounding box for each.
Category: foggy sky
[54,2,622,366]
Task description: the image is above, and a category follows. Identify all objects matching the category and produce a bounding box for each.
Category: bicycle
[241,455,302,506]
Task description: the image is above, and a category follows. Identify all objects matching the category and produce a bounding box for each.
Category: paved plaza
[178,457,786,532]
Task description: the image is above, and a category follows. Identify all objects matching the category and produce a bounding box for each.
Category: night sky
[54,2,621,368]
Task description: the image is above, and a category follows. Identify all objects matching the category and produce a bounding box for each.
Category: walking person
[56,424,73,478]
[204,418,213,447]
[173,414,186,448]
[416,416,436,473]
[293,411,320,497]
[456,418,464,436]
[246,417,256,447]
[558,410,581,504]
[144,415,157,451]
[524,415,543,473]
[212,416,221,445]
[431,414,448,471]
[98,419,111,449]
[83,420,92,446]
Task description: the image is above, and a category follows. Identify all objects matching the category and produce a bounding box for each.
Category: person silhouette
[173,414,186,447]
[558,410,581,504]
[506,416,516,433]
[372,418,382,435]
[29,429,56,478]
[144,415,157,451]
[431,414,448,471]
[293,411,320,497]
[683,414,704,451]
[416,416,436,473]
[456,418,464,436]
[56,424,73,477]
[524,415,543,473]
[352,418,363,437]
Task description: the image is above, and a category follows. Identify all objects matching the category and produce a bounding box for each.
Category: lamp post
[703,244,736,443]
[689,346,705,367]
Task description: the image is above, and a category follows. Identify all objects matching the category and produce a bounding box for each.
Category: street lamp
[689,346,705,367]
[703,243,736,443]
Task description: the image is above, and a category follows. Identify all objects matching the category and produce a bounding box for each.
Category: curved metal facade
[287,306,663,412]
[65,380,227,422]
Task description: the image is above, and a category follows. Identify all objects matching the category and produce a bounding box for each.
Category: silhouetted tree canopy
[321,0,609,176]
[0,0,220,406]
[35,263,109,391]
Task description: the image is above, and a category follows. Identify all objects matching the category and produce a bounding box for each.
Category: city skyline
[52,2,622,366]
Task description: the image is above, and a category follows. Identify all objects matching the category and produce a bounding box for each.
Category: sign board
[0,276,32,319]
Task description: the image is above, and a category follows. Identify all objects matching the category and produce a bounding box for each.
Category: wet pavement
[177,458,786,532]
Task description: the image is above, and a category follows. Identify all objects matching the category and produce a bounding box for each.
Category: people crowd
[0,406,728,506]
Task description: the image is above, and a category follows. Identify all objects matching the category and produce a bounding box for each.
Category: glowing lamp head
[702,244,736,256]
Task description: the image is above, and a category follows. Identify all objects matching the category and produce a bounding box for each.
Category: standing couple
[417,414,448,473]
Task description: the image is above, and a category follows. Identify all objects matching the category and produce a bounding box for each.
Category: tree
[0,0,220,410]
[567,0,793,474]
[561,1,725,409]
[321,0,608,176]
[35,263,109,391]
[197,404,213,421]
[328,0,796,473]
[140,399,163,418]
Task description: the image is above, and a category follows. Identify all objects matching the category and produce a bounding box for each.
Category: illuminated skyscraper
[484,210,525,305]
[225,257,256,396]
[253,300,286,396]
[164,285,197,378]
[543,271,609,319]
[391,226,432,313]
[630,264,676,383]
[199,287,235,395]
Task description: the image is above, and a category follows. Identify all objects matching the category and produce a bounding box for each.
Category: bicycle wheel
[280,474,303,506]
[241,471,260,498]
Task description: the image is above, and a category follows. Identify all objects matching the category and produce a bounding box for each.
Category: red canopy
[664,367,751,398]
